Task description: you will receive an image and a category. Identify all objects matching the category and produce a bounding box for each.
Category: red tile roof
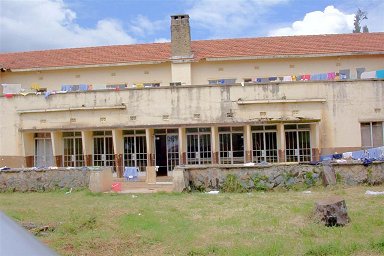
[1,33,383,70]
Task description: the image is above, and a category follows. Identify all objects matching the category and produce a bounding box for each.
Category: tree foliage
[353,9,369,33]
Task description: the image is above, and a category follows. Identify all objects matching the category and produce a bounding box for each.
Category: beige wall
[0,63,172,91]
[0,80,383,162]
[1,55,383,92]
[171,62,192,85]
[0,54,383,167]
[191,55,384,84]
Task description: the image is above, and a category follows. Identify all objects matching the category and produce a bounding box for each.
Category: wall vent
[162,115,170,121]
[130,115,137,121]
[100,117,106,122]
[70,118,76,123]
[193,113,200,119]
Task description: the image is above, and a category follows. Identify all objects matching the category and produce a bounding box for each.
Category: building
[0,15,383,177]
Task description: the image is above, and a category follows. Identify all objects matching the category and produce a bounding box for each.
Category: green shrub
[222,174,246,193]
[335,172,343,183]
[251,173,269,191]
[304,171,317,187]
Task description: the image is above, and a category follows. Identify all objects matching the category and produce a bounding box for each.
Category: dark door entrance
[155,135,168,176]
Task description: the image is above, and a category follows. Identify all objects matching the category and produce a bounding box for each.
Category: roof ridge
[2,32,383,55]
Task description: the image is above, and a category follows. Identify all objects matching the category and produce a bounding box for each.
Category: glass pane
[284,124,297,130]
[361,123,371,147]
[186,128,198,133]
[372,122,383,147]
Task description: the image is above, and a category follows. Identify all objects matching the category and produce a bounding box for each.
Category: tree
[353,9,369,33]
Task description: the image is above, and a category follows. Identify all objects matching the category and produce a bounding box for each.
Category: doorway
[154,129,179,176]
[155,135,168,176]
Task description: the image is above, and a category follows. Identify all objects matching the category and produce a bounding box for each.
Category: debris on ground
[22,222,56,236]
[365,190,384,195]
[206,191,219,194]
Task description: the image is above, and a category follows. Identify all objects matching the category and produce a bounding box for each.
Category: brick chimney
[170,14,193,59]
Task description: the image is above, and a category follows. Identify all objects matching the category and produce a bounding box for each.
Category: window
[252,125,278,163]
[34,133,54,167]
[339,69,350,80]
[123,130,147,172]
[143,83,160,87]
[106,84,127,90]
[93,131,115,167]
[219,127,244,164]
[208,79,236,85]
[356,68,365,79]
[361,122,384,148]
[63,132,84,167]
[186,127,212,165]
[285,124,311,162]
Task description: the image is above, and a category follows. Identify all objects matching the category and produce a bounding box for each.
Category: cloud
[269,6,354,36]
[129,15,167,38]
[0,0,136,52]
[187,0,288,38]
[154,38,170,43]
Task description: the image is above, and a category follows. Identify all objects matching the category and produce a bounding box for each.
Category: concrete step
[112,177,174,193]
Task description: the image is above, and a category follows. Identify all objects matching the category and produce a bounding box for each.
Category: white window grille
[93,131,115,167]
[123,130,147,172]
[219,127,244,164]
[63,131,84,167]
[252,125,278,163]
[186,127,211,165]
[285,124,311,162]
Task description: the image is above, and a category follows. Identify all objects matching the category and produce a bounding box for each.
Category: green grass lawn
[1,185,384,256]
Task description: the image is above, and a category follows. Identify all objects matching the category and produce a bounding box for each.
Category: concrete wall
[0,80,383,167]
[191,55,384,85]
[0,63,172,91]
[174,162,384,191]
[1,55,383,91]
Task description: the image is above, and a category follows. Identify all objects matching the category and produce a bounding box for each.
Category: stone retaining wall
[0,168,91,192]
[173,162,384,192]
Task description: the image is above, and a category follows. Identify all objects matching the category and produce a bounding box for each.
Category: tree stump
[314,196,350,226]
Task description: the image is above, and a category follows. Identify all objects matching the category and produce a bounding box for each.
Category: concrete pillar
[178,127,187,164]
[211,126,219,164]
[82,131,93,166]
[146,128,155,166]
[112,129,124,178]
[22,132,35,167]
[311,123,320,161]
[244,125,252,162]
[277,123,286,162]
[51,131,63,167]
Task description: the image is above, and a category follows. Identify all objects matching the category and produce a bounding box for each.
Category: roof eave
[204,51,384,61]
[8,60,169,72]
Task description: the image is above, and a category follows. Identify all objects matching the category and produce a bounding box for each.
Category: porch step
[112,177,174,193]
